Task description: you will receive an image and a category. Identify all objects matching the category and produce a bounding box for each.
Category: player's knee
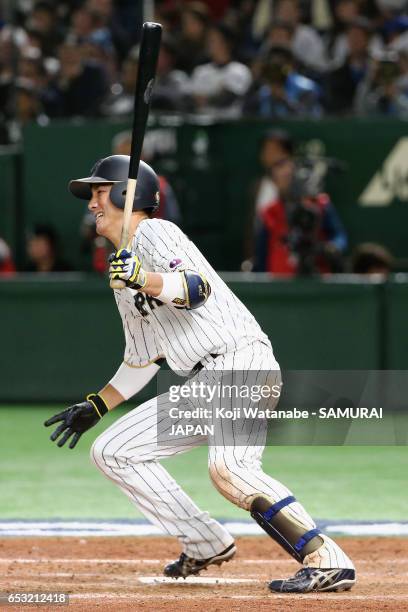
[208,455,254,509]
[90,432,123,471]
[208,457,233,490]
[90,434,106,470]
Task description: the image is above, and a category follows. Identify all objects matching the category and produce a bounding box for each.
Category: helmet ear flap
[110,181,128,209]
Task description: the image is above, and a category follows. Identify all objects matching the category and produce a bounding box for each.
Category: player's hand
[44,396,107,449]
[109,249,147,290]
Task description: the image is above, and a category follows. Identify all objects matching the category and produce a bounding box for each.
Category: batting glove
[109,248,147,290]
[44,393,108,449]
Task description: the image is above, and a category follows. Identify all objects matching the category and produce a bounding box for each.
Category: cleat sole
[163,544,236,579]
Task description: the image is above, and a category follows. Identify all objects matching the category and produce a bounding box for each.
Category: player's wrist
[86,393,109,418]
[128,266,147,290]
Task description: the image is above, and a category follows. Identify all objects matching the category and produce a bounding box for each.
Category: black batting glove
[44,393,109,449]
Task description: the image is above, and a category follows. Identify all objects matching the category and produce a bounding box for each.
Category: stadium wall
[1,276,406,402]
[0,118,406,270]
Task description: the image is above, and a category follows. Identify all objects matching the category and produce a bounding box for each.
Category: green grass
[0,406,406,521]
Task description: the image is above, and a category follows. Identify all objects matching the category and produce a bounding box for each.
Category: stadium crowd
[0,0,408,131]
[0,0,402,277]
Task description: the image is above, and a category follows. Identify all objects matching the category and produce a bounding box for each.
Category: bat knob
[144,22,163,31]
[110,278,127,290]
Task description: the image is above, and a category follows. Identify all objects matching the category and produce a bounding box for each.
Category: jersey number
[134,292,164,317]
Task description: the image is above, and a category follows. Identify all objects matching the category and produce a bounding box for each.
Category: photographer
[355,50,408,117]
[253,132,347,276]
[243,42,322,118]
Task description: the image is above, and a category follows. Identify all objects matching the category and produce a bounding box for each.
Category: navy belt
[193,353,219,373]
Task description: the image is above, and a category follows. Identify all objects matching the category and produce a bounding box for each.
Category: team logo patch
[169,258,183,270]
[172,297,186,306]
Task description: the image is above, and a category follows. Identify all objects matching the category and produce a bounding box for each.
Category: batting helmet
[69,155,160,212]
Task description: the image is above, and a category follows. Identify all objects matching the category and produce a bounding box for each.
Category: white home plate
[139,577,259,585]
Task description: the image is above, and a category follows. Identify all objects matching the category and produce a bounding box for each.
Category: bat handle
[109,179,136,291]
[109,239,129,290]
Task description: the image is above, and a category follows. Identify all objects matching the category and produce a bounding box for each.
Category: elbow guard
[182,270,211,309]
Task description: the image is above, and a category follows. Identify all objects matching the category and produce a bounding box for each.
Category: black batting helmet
[69,155,160,212]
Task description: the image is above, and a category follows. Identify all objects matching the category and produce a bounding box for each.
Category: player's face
[88,184,122,239]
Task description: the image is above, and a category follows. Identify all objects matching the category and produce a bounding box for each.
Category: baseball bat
[110,21,162,290]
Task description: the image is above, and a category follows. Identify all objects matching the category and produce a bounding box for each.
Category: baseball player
[45,155,356,594]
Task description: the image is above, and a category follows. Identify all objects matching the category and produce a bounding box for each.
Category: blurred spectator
[0,0,407,121]
[351,242,393,277]
[66,4,117,81]
[0,28,21,126]
[15,79,49,125]
[25,1,62,57]
[150,37,189,112]
[85,0,131,60]
[244,45,322,118]
[66,5,98,44]
[0,238,16,275]
[101,46,138,117]
[176,2,210,74]
[189,23,252,117]
[273,0,328,73]
[387,16,408,52]
[243,129,292,267]
[376,0,407,15]
[24,225,72,273]
[328,0,383,68]
[254,129,294,218]
[323,17,373,114]
[355,49,408,116]
[0,43,57,129]
[251,131,347,275]
[221,0,260,62]
[18,47,45,90]
[51,43,109,117]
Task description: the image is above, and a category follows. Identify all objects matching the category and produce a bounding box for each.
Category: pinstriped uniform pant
[91,340,315,559]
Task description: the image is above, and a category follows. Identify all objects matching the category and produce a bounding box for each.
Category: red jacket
[261,194,331,275]
[0,258,16,275]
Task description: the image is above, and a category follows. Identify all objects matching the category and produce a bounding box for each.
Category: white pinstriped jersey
[114,218,274,374]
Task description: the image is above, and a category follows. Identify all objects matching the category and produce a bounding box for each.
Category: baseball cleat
[163,543,236,578]
[268,567,356,593]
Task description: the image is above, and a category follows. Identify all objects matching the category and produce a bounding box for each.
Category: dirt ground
[0,536,407,611]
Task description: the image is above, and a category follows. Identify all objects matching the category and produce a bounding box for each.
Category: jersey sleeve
[114,288,163,367]
[133,219,200,273]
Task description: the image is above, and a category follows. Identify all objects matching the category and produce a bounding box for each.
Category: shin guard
[250,495,323,562]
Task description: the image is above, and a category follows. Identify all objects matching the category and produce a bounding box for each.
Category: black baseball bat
[111,21,162,289]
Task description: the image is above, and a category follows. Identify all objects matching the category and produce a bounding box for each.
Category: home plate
[139,577,259,585]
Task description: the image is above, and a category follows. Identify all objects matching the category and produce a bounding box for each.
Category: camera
[285,169,344,275]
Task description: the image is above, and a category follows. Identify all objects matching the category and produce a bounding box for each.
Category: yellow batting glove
[108,249,147,290]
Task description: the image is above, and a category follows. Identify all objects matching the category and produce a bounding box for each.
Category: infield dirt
[1,536,407,611]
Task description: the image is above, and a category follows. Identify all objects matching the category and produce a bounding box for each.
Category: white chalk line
[1,520,408,537]
[138,576,259,585]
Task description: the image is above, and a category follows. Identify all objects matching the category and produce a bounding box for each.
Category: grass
[0,406,406,521]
